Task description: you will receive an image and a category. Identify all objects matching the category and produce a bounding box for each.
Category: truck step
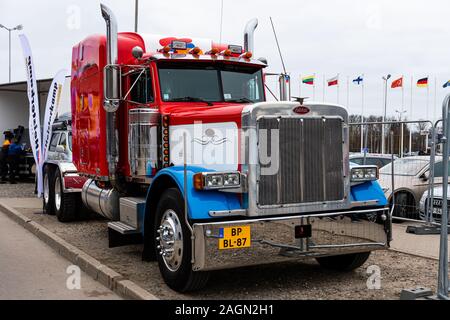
[108,221,140,235]
[108,222,143,248]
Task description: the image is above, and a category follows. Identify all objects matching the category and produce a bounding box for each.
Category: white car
[419,186,450,223]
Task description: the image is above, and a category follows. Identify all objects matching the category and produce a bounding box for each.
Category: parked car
[419,186,450,223]
[42,117,87,222]
[350,153,397,169]
[378,156,449,219]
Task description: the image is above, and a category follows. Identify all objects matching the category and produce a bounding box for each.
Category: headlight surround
[351,166,379,183]
[194,172,241,190]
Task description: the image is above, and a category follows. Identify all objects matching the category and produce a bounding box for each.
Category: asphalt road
[0,211,121,300]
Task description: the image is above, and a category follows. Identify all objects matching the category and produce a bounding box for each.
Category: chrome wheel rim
[157,209,183,272]
[43,173,49,205]
[54,176,62,211]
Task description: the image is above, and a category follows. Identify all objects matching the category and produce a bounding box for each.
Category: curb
[0,202,158,301]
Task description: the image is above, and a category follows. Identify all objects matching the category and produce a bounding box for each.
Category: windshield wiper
[171,97,213,106]
[227,97,254,104]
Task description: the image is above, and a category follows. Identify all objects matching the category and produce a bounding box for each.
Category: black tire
[316,252,371,272]
[43,166,55,215]
[154,188,210,292]
[393,192,417,220]
[53,169,78,223]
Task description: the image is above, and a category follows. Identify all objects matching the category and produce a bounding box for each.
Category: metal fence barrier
[351,113,449,299]
[349,120,443,225]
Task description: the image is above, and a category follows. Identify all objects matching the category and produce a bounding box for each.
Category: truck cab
[66,4,391,292]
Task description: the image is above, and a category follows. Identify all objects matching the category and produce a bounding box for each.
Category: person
[7,138,23,184]
[0,131,13,183]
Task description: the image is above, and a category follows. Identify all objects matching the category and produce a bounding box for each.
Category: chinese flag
[391,77,403,89]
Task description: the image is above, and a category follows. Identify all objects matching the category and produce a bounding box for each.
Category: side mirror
[103,65,121,113]
[56,145,65,153]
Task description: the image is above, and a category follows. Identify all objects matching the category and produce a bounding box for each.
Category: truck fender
[143,166,242,235]
[350,180,388,206]
[44,161,86,193]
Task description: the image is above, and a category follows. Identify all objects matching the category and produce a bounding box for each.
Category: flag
[443,80,450,88]
[391,77,403,89]
[353,76,363,85]
[19,34,43,197]
[302,75,315,85]
[417,77,428,88]
[42,69,67,163]
[328,75,339,87]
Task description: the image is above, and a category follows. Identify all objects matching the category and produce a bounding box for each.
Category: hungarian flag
[328,75,339,87]
[417,77,428,88]
[302,75,315,85]
[391,77,403,89]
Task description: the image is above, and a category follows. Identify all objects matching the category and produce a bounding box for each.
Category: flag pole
[409,76,413,154]
[434,76,437,122]
[323,74,326,102]
[313,73,316,101]
[346,75,350,108]
[299,74,302,98]
[337,73,340,104]
[401,75,405,158]
[361,74,365,153]
[427,75,430,121]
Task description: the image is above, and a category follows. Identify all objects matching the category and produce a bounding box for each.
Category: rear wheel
[43,166,55,215]
[316,252,371,272]
[154,188,209,292]
[393,192,418,220]
[54,169,78,223]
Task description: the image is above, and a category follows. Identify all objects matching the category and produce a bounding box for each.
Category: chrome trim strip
[209,209,247,217]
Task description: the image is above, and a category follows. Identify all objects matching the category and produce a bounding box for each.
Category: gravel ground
[2,197,438,300]
[0,181,36,198]
[0,183,441,300]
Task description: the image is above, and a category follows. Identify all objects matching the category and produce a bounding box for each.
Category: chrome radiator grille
[257,117,345,207]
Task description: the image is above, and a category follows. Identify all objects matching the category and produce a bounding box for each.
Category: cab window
[49,133,60,152]
[59,133,67,150]
[130,69,154,104]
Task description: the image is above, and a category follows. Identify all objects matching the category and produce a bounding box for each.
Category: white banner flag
[19,34,43,197]
[42,69,67,163]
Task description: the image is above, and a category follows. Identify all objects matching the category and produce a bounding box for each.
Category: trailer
[45,4,392,292]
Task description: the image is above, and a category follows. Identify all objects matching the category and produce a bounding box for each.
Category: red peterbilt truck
[59,4,391,292]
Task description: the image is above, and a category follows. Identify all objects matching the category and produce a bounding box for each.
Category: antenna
[219,0,224,44]
[269,17,287,75]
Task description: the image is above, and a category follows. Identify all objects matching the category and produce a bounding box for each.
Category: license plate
[433,208,443,216]
[219,226,251,250]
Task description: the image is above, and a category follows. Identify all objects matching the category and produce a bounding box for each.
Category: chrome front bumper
[192,208,390,271]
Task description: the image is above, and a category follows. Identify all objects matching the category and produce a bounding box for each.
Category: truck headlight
[351,166,379,183]
[194,172,241,190]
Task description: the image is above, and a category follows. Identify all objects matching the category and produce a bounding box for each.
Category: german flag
[417,77,428,88]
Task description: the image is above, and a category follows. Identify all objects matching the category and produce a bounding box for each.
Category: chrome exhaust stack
[100,3,120,183]
[244,18,258,53]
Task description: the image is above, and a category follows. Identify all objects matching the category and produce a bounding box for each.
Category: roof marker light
[207,48,220,55]
[240,51,253,59]
[221,49,232,56]
[189,47,201,55]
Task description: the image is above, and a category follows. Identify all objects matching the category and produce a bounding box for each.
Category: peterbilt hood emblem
[193,128,229,146]
[293,106,310,115]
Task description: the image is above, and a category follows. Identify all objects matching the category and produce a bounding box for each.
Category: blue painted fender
[350,181,388,206]
[145,166,242,221]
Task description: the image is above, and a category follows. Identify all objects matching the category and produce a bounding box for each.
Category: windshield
[158,63,264,103]
[380,158,429,176]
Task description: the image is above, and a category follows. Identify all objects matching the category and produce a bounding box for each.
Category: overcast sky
[1,0,449,121]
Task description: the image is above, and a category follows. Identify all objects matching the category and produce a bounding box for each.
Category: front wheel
[154,188,209,292]
[316,252,371,272]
